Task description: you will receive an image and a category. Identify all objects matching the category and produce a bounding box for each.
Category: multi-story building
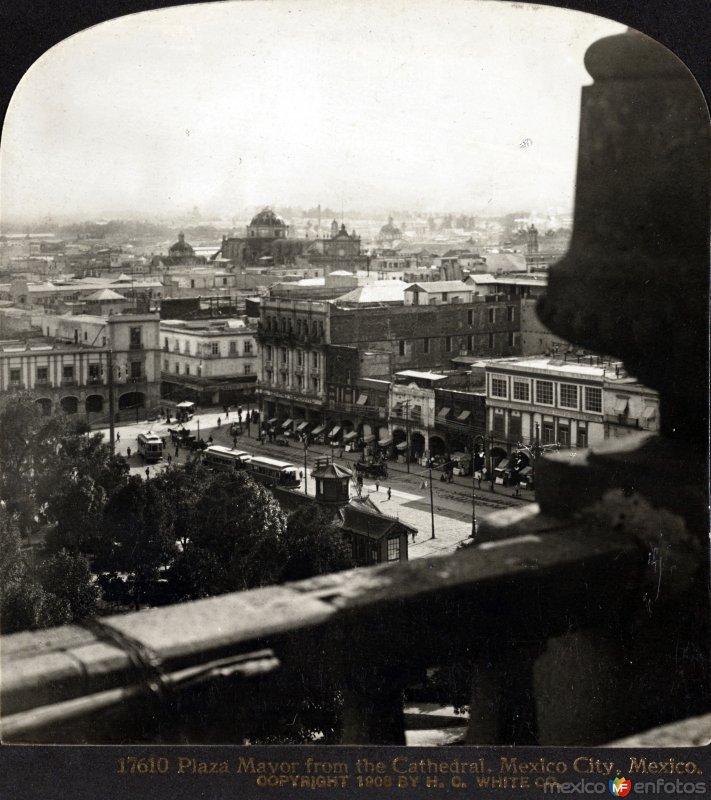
[0,311,161,422]
[329,295,521,372]
[256,299,329,427]
[160,318,257,406]
[483,355,659,466]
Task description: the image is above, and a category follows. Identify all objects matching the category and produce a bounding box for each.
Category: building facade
[256,299,329,427]
[483,356,658,465]
[0,312,161,422]
[160,318,258,406]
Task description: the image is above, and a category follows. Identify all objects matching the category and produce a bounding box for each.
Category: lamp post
[428,458,436,539]
[303,437,309,495]
[470,434,485,539]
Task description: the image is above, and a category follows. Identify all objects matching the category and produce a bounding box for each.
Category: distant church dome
[379,216,402,239]
[168,232,194,256]
[247,207,289,239]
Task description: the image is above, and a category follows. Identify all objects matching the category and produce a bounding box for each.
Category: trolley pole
[428,458,436,539]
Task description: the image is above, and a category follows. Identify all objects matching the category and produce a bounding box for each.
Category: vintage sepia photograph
[0,0,708,777]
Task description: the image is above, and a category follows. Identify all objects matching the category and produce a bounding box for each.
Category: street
[98,405,537,559]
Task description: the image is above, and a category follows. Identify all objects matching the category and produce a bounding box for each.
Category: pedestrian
[232,436,237,448]
[387,487,392,501]
[116,432,120,442]
[145,467,150,479]
[375,480,379,493]
[217,417,221,428]
[126,446,131,458]
[167,453,172,465]
[175,444,179,457]
[208,435,214,445]
[411,529,417,542]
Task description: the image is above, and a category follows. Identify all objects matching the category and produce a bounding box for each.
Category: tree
[281,505,354,582]
[99,476,178,610]
[0,508,95,633]
[190,471,287,591]
[37,550,99,621]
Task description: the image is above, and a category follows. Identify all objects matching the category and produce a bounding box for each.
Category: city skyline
[1,0,623,222]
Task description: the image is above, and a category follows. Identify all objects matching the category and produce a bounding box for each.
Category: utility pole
[404,399,411,473]
[428,458,436,539]
[107,349,116,454]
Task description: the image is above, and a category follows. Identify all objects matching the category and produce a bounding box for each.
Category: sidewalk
[365,485,477,559]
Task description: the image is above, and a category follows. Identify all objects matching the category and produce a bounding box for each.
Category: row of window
[491,410,589,448]
[7,362,142,384]
[489,376,603,414]
[263,373,321,393]
[163,338,254,356]
[398,331,518,356]
[164,360,255,377]
[264,317,325,338]
[465,306,516,325]
[264,346,320,369]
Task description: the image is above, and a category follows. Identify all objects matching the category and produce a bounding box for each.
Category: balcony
[294,365,304,375]
[310,367,320,377]
[129,342,143,351]
[34,378,51,387]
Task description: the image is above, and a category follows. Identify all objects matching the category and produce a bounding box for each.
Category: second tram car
[248,456,300,488]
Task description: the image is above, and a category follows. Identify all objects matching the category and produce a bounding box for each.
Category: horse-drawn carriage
[355,461,388,479]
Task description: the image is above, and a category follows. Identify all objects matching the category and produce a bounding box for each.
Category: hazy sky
[1,0,623,221]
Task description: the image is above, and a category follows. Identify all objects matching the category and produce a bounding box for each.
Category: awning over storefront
[363,434,376,444]
[396,441,408,451]
[297,421,310,431]
[329,426,341,438]
[311,424,326,436]
[518,466,533,477]
[281,418,293,429]
[378,438,393,447]
[437,407,451,419]
[457,410,471,421]
[267,418,278,426]
[343,431,358,442]
[356,394,368,405]
[494,459,509,472]
[613,398,628,414]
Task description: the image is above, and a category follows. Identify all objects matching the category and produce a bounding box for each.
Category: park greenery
[0,394,355,634]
